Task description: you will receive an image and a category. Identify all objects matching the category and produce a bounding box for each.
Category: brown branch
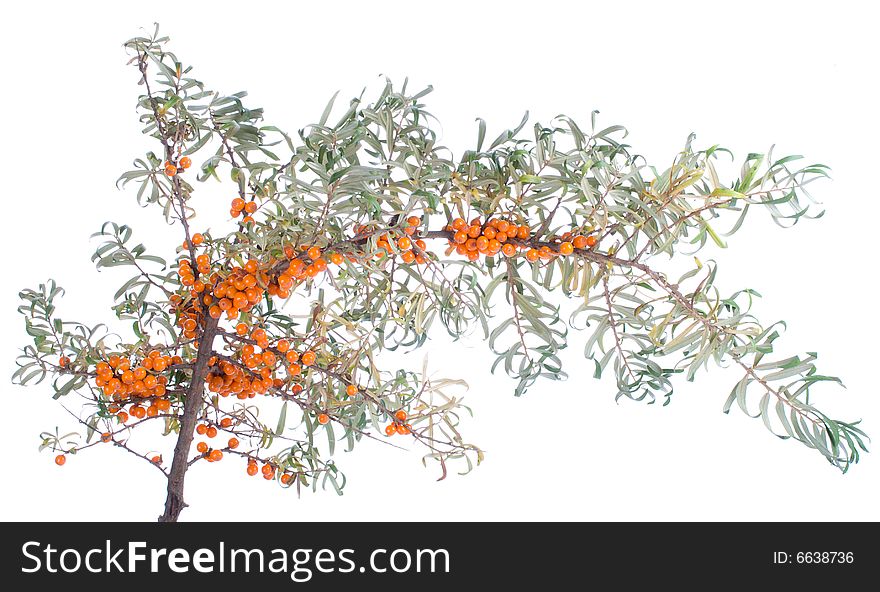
[505,260,533,365]
[602,275,638,384]
[158,315,219,522]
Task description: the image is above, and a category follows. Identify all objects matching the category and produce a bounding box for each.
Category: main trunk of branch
[158,316,219,522]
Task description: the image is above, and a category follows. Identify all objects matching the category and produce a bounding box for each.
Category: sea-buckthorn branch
[58,403,169,477]
[14,26,865,525]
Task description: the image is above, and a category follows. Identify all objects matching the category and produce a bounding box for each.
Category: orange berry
[502,243,517,257]
[196,424,207,435]
[276,339,290,353]
[396,423,411,435]
[191,233,204,246]
[453,231,468,244]
[164,164,177,177]
[246,463,259,476]
[231,197,245,212]
[228,437,240,449]
[346,384,358,397]
[206,426,218,438]
[209,449,223,462]
[241,215,255,225]
[196,442,208,453]
[220,417,233,428]
[401,250,416,264]
[329,252,344,265]
[117,411,129,423]
[101,432,112,443]
[585,235,599,247]
[301,351,316,366]
[526,248,540,262]
[244,201,258,214]
[179,156,192,169]
[55,454,66,466]
[517,225,530,240]
[307,246,322,260]
[58,356,70,368]
[317,413,330,425]
[398,236,412,250]
[280,473,292,485]
[451,218,466,230]
[559,241,574,255]
[406,215,421,227]
[384,424,396,436]
[151,455,162,464]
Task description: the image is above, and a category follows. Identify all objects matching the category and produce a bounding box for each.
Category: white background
[1,0,877,522]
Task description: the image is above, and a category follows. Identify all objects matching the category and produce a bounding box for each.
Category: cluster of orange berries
[164,156,192,177]
[205,262,267,320]
[89,351,175,394]
[194,420,240,463]
[246,458,293,484]
[204,326,346,404]
[444,217,598,262]
[92,352,179,423]
[206,356,272,399]
[176,238,349,324]
[229,196,258,225]
[274,244,341,289]
[358,216,432,264]
[384,409,411,436]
